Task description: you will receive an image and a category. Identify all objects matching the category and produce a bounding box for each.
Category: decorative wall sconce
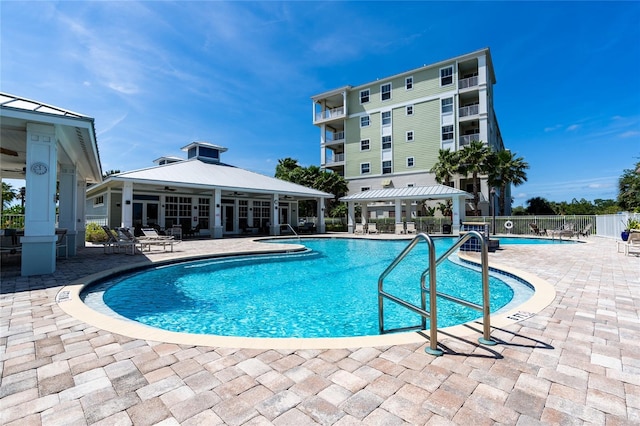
[216,204,220,208]
[125,200,131,205]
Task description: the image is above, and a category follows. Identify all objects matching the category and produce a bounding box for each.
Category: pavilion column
[318,197,326,233]
[452,195,466,235]
[21,123,57,276]
[271,194,280,236]
[361,203,368,224]
[76,177,87,250]
[120,181,133,229]
[213,189,222,238]
[394,199,402,222]
[347,202,355,233]
[58,164,78,256]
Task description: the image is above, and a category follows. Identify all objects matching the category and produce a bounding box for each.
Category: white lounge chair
[624,231,640,256]
[406,222,416,234]
[395,223,405,234]
[367,223,379,234]
[354,223,364,234]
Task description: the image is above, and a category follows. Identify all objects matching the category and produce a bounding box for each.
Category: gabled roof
[340,185,472,202]
[90,158,333,199]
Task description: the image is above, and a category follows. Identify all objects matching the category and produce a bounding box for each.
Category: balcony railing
[459,133,480,146]
[326,131,345,143]
[326,153,345,164]
[459,76,478,89]
[315,106,345,122]
[459,104,479,117]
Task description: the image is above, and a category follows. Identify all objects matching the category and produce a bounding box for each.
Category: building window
[382,136,392,150]
[360,115,370,127]
[361,163,370,174]
[442,125,454,141]
[361,186,370,192]
[440,66,453,86]
[405,76,413,90]
[382,160,392,174]
[406,105,413,116]
[406,131,414,142]
[381,83,391,101]
[94,195,104,206]
[360,139,370,151]
[360,89,370,104]
[441,97,453,114]
[198,198,210,229]
[165,196,193,229]
[381,111,391,125]
[252,200,271,229]
[407,157,415,168]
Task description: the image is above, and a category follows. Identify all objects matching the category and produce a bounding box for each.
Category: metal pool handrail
[378,231,496,356]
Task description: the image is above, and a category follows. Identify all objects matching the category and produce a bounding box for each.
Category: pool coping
[56,238,557,350]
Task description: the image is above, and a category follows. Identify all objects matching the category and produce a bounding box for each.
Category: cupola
[181,141,228,163]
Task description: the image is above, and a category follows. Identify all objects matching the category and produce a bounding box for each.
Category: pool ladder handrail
[378,230,496,356]
[279,223,300,240]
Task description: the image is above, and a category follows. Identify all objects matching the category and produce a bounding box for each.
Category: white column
[320,123,326,166]
[271,194,280,236]
[347,202,355,233]
[121,181,133,228]
[76,177,87,250]
[477,54,487,86]
[213,189,222,238]
[22,123,57,276]
[394,199,402,223]
[318,197,326,233]
[58,164,78,256]
[361,203,368,224]
[452,195,466,235]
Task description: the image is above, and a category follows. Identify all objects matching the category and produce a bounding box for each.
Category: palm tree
[488,150,529,215]
[457,141,491,216]
[430,149,459,186]
[2,182,17,211]
[275,158,300,181]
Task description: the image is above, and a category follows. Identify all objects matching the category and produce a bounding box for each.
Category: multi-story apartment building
[312,47,507,218]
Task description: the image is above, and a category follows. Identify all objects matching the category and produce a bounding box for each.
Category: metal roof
[90,158,334,199]
[340,185,472,202]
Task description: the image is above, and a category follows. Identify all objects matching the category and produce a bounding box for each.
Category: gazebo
[340,185,473,234]
[1,93,103,276]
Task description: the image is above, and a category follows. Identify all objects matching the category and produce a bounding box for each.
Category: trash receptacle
[442,224,452,234]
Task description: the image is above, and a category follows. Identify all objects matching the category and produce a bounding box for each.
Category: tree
[275,158,300,182]
[457,141,491,216]
[2,182,17,211]
[102,169,121,179]
[487,149,529,215]
[525,197,555,215]
[617,160,640,212]
[430,149,459,186]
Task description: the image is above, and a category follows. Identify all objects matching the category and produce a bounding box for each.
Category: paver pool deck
[1,234,638,425]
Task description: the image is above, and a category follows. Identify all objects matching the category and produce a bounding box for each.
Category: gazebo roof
[340,185,472,202]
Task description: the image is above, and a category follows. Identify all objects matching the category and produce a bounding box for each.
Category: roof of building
[340,185,473,202]
[89,158,334,199]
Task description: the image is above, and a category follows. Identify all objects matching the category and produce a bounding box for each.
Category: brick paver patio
[1,235,638,425]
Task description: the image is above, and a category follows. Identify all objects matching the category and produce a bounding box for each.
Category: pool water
[85,238,536,339]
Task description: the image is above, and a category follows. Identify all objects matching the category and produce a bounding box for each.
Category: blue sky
[2,1,639,207]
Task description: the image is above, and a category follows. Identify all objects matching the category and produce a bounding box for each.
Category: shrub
[85,223,109,242]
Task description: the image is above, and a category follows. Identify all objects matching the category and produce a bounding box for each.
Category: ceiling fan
[162,186,177,192]
[1,167,26,174]
[1,147,19,157]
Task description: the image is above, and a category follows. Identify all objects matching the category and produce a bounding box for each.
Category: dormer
[181,141,228,163]
[153,156,183,166]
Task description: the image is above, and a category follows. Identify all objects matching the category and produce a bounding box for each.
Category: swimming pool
[82,237,540,339]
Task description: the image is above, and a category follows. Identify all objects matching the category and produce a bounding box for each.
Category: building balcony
[325,131,345,146]
[459,133,481,147]
[459,104,479,118]
[314,106,345,124]
[459,75,478,89]
[326,153,344,164]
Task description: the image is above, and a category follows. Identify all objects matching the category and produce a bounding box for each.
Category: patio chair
[367,223,379,234]
[100,226,136,254]
[529,223,543,236]
[140,228,178,252]
[624,231,640,256]
[113,227,142,254]
[55,228,68,258]
[354,223,364,234]
[578,223,592,238]
[395,223,405,234]
[406,222,416,234]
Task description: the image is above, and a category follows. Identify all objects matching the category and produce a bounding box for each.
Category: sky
[1,1,639,207]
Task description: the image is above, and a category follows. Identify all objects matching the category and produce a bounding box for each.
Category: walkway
[1,235,638,425]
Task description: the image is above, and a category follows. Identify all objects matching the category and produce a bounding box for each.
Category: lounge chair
[578,223,592,238]
[406,222,416,234]
[624,231,640,256]
[367,223,379,234]
[549,223,575,240]
[354,223,364,234]
[100,226,138,254]
[140,228,178,252]
[529,223,543,236]
[395,223,405,234]
[55,228,68,258]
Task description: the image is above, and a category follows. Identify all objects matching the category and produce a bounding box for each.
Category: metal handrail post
[478,234,496,345]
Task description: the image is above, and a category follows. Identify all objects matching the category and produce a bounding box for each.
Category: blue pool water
[84,237,542,339]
